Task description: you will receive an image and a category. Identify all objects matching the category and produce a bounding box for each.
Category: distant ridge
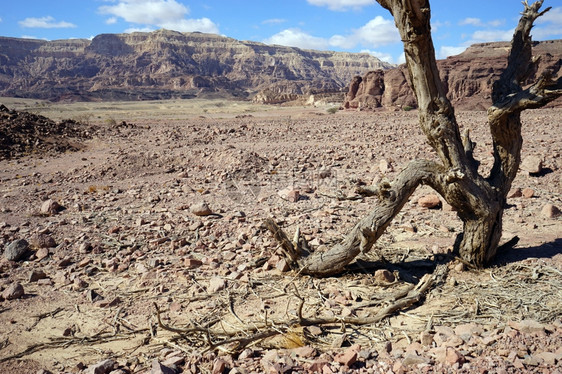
[0,30,392,103]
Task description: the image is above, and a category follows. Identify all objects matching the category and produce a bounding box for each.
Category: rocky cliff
[0,30,392,102]
[343,40,562,111]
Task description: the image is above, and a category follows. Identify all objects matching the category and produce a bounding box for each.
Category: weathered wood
[265,0,562,275]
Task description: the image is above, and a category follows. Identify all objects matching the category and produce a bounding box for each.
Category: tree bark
[264,0,562,275]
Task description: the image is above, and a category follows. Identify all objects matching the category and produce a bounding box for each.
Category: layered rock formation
[0,30,391,102]
[343,40,562,111]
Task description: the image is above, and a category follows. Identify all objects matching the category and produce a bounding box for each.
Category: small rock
[379,159,394,174]
[278,187,300,202]
[374,269,395,283]
[29,269,48,282]
[150,359,175,374]
[334,346,358,366]
[418,194,441,209]
[184,258,203,268]
[212,358,227,374]
[541,203,561,219]
[190,202,213,216]
[276,258,290,272]
[521,155,543,174]
[40,199,62,215]
[508,319,545,334]
[522,188,535,198]
[419,330,434,346]
[2,282,24,300]
[292,345,317,358]
[4,239,29,261]
[36,247,49,260]
[84,359,116,374]
[445,347,465,365]
[31,233,57,248]
[507,188,522,198]
[208,277,226,293]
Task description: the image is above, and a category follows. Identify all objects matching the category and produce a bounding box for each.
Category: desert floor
[1,97,561,373]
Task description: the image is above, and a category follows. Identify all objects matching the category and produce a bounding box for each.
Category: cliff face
[0,30,392,102]
[343,40,562,111]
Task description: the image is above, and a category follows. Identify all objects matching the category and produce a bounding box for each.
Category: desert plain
[0,97,561,373]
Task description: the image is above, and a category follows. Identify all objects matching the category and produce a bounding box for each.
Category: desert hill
[0,30,391,103]
[343,39,562,110]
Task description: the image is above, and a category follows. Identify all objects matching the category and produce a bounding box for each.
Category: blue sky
[0,0,561,64]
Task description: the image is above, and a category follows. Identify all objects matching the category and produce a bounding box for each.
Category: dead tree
[265,0,562,276]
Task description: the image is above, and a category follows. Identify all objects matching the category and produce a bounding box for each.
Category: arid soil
[0,99,561,373]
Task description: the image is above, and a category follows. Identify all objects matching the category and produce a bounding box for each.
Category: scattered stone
[508,319,546,334]
[83,359,116,374]
[278,187,300,202]
[150,359,175,374]
[418,194,441,209]
[4,239,29,261]
[522,188,535,198]
[40,199,62,215]
[379,159,394,174]
[31,233,57,248]
[334,346,358,366]
[521,155,543,174]
[276,258,290,272]
[445,347,465,365]
[374,269,395,283]
[36,247,49,260]
[184,258,203,268]
[208,277,226,293]
[2,282,24,300]
[420,330,434,346]
[292,346,317,358]
[507,188,522,198]
[190,201,213,216]
[541,203,561,219]
[29,269,48,282]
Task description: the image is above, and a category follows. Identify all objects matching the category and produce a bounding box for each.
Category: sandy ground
[0,98,561,373]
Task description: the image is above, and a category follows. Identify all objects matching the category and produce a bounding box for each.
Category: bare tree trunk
[264,0,562,275]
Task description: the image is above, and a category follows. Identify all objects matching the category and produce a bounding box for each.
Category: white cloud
[470,29,514,43]
[330,16,399,49]
[105,17,118,25]
[351,16,400,47]
[437,45,467,59]
[264,16,399,52]
[160,18,218,33]
[360,49,394,64]
[533,7,562,40]
[262,18,287,25]
[264,28,329,50]
[307,0,374,11]
[459,17,483,27]
[459,17,504,28]
[19,16,76,29]
[99,0,219,34]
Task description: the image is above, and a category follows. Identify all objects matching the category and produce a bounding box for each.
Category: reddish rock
[507,188,522,198]
[2,282,24,300]
[208,277,226,293]
[190,201,213,216]
[541,203,561,219]
[522,188,535,198]
[184,258,203,268]
[40,199,62,215]
[418,194,441,209]
[520,155,543,174]
[334,347,358,366]
[374,269,395,283]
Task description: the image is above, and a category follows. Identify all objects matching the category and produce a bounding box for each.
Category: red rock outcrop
[343,40,562,111]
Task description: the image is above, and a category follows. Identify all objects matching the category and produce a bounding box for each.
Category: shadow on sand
[493,238,562,266]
